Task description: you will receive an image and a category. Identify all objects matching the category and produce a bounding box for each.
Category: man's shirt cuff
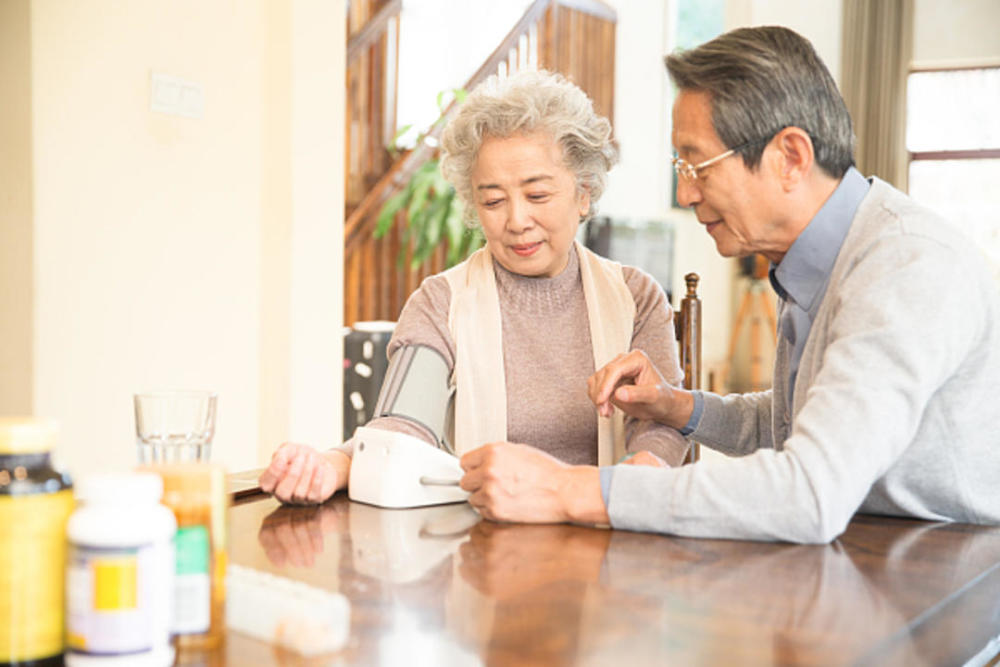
[599,465,614,509]
[680,390,705,436]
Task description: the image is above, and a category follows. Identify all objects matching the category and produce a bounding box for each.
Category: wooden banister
[676,272,702,464]
[347,0,402,64]
[553,0,616,21]
[676,272,702,393]
[344,147,415,250]
[462,0,551,89]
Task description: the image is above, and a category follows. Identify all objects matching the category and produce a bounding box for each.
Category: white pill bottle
[65,473,176,667]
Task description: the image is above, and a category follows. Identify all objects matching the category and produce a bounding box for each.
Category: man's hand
[258,443,349,505]
[588,350,695,429]
[459,443,608,525]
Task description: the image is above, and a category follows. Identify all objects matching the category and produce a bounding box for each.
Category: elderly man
[459,26,1000,543]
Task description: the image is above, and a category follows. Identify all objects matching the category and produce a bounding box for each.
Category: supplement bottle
[65,473,176,667]
[144,463,228,651]
[0,418,73,667]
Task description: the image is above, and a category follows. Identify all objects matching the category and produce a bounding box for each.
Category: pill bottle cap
[0,417,58,455]
[75,472,164,505]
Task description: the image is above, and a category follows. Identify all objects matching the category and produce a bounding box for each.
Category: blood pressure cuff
[372,344,456,454]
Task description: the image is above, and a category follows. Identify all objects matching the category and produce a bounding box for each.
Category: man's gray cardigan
[606,178,1000,543]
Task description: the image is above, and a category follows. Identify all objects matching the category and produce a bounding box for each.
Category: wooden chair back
[674,272,702,464]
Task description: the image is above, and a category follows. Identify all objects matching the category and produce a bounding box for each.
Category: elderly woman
[260,70,688,504]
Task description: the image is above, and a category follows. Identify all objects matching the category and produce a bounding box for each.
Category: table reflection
[229,495,1000,666]
[257,502,347,568]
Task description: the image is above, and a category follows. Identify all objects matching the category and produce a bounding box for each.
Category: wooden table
[200,490,1000,666]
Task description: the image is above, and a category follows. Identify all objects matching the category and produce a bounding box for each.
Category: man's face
[671,90,783,259]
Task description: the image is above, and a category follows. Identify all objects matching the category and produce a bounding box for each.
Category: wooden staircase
[344,0,618,326]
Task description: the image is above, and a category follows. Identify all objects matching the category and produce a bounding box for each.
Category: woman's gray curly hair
[439,69,619,225]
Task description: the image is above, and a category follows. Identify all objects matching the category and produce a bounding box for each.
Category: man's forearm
[558,466,610,525]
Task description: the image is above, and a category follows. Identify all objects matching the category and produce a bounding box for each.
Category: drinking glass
[134,391,217,463]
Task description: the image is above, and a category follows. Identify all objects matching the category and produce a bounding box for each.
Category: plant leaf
[444,198,466,266]
[459,225,485,263]
[411,193,450,268]
[426,191,452,247]
[405,171,434,226]
[374,189,408,239]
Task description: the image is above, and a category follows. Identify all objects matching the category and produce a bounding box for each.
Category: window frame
[907,64,1000,166]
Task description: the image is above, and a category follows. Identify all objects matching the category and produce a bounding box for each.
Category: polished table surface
[209,491,1000,666]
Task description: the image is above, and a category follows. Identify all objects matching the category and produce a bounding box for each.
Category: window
[670,0,724,208]
[906,67,1000,278]
[675,0,724,51]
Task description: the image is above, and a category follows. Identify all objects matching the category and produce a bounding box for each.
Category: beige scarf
[443,240,635,465]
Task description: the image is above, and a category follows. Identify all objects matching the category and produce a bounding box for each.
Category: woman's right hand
[258,443,350,505]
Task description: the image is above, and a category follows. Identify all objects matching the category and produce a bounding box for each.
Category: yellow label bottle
[0,418,73,667]
[65,474,176,666]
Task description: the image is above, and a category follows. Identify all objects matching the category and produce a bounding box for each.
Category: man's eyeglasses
[671,137,770,182]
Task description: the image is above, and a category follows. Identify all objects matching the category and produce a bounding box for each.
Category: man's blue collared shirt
[769,166,869,411]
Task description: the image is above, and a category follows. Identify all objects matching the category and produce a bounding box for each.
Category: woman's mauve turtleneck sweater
[362,246,689,466]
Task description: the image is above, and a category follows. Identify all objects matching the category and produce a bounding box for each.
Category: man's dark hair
[665,26,856,178]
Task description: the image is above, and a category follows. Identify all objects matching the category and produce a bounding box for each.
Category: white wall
[600,1,672,221]
[0,0,34,416]
[30,1,260,475]
[0,1,345,478]
[726,0,842,82]
[913,0,1000,68]
[286,1,345,452]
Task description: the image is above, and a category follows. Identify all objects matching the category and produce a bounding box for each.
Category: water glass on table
[134,391,217,463]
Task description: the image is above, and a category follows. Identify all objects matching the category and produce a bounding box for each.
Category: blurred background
[2,0,997,477]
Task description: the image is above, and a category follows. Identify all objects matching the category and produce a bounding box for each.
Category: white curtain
[841,0,914,191]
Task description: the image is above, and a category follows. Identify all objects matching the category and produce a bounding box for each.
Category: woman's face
[471,133,590,278]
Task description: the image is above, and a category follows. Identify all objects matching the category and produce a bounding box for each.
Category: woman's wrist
[324,449,352,491]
